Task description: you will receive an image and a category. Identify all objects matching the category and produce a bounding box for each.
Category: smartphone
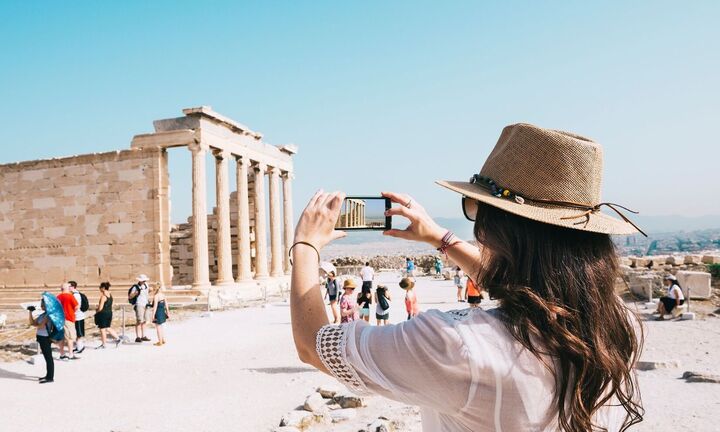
[335,196,391,231]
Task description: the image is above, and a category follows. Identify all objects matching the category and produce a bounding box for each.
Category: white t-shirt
[316,308,629,431]
[72,291,85,321]
[360,266,374,282]
[668,283,685,300]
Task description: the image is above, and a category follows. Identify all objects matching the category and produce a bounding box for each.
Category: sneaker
[59,355,69,361]
[153,342,163,346]
[141,336,151,342]
[69,356,80,360]
[72,348,79,353]
[39,379,54,384]
[76,346,85,354]
[115,338,122,348]
[95,345,106,350]
[135,337,143,343]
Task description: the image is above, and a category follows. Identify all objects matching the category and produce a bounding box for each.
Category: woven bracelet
[437,231,461,256]
[288,241,320,266]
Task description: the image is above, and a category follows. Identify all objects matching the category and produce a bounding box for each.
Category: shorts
[134,304,149,323]
[468,295,482,305]
[376,312,389,320]
[63,321,77,342]
[361,281,372,293]
[74,319,85,338]
[359,308,370,318]
[328,294,337,302]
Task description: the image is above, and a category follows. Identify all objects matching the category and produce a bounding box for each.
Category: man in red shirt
[56,283,80,360]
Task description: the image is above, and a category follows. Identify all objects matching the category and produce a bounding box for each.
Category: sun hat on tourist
[343,279,358,290]
[137,274,150,282]
[436,123,646,236]
[399,278,415,290]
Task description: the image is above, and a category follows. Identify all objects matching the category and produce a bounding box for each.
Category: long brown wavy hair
[473,202,644,431]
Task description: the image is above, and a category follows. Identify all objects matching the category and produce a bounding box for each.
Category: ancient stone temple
[0,107,295,307]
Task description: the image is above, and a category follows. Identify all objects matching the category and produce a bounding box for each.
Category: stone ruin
[622,254,717,300]
[0,107,296,308]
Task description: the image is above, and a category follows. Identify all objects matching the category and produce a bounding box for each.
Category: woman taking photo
[291,124,644,431]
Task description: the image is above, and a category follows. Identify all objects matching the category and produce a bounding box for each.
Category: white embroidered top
[316,308,627,432]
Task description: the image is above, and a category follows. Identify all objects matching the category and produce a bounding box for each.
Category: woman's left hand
[294,190,347,250]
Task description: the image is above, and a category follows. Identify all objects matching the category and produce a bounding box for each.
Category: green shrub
[707,263,720,278]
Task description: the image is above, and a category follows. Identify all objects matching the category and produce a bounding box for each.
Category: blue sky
[1,1,718,225]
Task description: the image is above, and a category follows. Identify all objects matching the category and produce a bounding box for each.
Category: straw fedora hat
[437,123,645,236]
[343,278,358,290]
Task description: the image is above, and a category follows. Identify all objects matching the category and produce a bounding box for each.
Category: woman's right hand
[381,191,447,247]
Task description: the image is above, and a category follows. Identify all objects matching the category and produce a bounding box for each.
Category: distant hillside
[325,214,720,258]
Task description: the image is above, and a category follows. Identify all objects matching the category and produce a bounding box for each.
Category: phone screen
[335,197,391,231]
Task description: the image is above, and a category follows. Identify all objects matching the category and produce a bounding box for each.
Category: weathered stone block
[107,222,133,236]
[702,255,720,264]
[32,197,56,209]
[684,255,702,265]
[676,270,711,299]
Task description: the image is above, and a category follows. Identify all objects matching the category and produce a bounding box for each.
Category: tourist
[373,285,391,325]
[466,277,482,308]
[399,277,419,320]
[360,262,374,293]
[655,274,685,320]
[405,258,415,277]
[151,285,170,346]
[453,267,465,302]
[128,274,151,343]
[434,256,443,277]
[339,279,359,323]
[94,282,121,349]
[291,124,645,430]
[56,283,79,360]
[324,271,340,324]
[357,287,372,323]
[69,281,87,354]
[27,300,53,383]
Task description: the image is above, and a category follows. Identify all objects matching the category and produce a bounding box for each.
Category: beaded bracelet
[288,241,320,266]
[437,231,461,256]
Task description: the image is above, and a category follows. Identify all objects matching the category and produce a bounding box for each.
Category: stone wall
[0,148,170,289]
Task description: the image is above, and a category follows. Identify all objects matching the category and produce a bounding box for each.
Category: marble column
[269,166,284,277]
[282,172,294,274]
[235,156,253,282]
[213,149,234,286]
[252,163,269,279]
[189,143,210,289]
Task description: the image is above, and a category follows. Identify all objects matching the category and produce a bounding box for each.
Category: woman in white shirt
[655,275,685,320]
[290,124,645,431]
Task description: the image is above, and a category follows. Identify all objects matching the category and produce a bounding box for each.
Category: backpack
[46,321,64,342]
[79,292,89,312]
[128,285,139,305]
[378,292,389,311]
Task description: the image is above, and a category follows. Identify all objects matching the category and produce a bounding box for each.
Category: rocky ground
[1,272,719,431]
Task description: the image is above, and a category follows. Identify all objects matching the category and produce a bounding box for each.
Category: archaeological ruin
[0,107,295,307]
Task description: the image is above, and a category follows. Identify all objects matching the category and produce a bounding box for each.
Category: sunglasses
[462,196,479,222]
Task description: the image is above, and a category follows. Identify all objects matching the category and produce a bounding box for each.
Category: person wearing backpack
[27,298,54,383]
[69,281,88,353]
[128,274,151,343]
[373,285,392,326]
[57,283,80,360]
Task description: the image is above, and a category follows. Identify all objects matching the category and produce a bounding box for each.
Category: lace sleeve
[315,324,370,395]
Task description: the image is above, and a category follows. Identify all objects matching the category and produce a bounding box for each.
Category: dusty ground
[1,272,719,431]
